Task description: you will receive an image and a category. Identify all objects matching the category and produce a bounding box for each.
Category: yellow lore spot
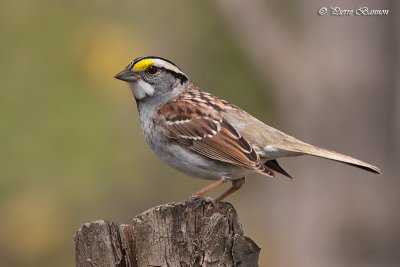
[132,58,153,71]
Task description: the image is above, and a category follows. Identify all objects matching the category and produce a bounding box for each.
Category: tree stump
[74,200,260,267]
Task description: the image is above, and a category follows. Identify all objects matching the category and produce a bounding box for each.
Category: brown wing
[158,100,274,177]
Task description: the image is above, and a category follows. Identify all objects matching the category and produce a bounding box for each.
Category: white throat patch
[130,80,155,100]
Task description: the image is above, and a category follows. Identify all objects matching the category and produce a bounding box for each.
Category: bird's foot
[187,194,218,208]
[188,193,201,202]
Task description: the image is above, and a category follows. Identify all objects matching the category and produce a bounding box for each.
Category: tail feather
[278,143,381,174]
[264,159,292,178]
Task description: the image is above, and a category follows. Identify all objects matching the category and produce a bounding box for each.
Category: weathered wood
[74,200,260,267]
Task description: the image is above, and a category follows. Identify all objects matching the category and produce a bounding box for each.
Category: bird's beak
[114,68,138,82]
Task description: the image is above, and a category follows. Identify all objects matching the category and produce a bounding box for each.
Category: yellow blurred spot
[0,190,69,263]
[70,21,145,89]
[132,58,153,71]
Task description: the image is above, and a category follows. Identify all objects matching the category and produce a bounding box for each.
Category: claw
[186,195,218,208]
[188,193,201,202]
[202,196,218,208]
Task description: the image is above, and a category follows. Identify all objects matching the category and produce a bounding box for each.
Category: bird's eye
[147,66,159,75]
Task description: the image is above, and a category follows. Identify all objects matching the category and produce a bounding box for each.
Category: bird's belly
[146,137,248,180]
[152,142,234,180]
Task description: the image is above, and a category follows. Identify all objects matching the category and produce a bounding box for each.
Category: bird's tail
[277,142,381,174]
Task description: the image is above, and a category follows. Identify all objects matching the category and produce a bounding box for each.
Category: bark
[74,200,260,267]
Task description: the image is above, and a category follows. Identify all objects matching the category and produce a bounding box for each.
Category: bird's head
[114,56,189,103]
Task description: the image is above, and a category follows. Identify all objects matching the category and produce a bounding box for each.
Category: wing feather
[158,101,274,177]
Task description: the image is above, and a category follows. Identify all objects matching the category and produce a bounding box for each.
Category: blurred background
[0,0,399,266]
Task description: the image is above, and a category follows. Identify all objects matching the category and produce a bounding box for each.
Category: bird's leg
[215,177,246,201]
[190,177,228,201]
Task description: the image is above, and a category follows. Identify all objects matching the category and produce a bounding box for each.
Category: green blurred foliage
[0,1,275,266]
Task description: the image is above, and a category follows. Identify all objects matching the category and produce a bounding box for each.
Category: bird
[114,56,381,201]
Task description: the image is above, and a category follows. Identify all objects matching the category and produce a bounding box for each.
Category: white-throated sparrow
[115,56,381,201]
